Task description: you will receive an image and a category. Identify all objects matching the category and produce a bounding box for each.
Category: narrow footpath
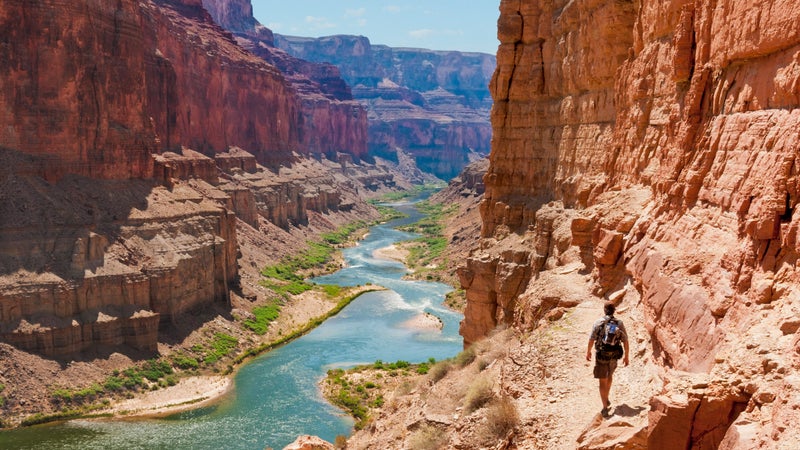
[504,284,660,449]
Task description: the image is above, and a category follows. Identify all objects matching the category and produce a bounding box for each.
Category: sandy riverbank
[399,312,444,330]
[100,375,232,418]
[372,244,410,263]
[96,286,380,421]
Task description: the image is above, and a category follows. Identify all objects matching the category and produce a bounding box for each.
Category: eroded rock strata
[201,0,369,161]
[455,0,800,447]
[0,0,384,361]
[274,34,496,180]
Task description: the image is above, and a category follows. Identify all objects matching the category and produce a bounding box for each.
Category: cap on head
[604,301,616,316]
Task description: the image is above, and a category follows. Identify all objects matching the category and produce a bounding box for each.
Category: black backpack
[597,317,624,360]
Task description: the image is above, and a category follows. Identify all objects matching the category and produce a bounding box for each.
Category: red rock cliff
[274,34,496,180]
[202,0,369,161]
[0,0,327,358]
[0,0,158,180]
[463,0,800,447]
[0,0,303,178]
[144,0,300,166]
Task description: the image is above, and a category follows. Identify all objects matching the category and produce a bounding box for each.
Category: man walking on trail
[586,301,629,416]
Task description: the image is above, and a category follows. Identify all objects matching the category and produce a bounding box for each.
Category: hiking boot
[601,407,610,417]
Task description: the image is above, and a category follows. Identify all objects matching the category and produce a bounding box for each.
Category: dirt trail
[504,289,660,449]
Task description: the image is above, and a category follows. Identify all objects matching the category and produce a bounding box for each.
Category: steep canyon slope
[465,0,800,448]
[201,0,369,161]
[346,0,800,448]
[0,0,400,419]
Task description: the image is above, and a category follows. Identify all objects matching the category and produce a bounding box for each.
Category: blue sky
[250,1,500,54]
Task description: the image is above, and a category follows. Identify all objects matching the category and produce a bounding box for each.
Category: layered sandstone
[202,0,369,161]
[0,0,382,359]
[0,0,304,179]
[274,34,496,180]
[144,0,300,166]
[459,0,800,447]
[0,169,238,356]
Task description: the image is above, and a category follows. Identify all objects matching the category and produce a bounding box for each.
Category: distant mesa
[273,34,496,181]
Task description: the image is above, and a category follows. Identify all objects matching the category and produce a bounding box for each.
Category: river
[0,201,464,449]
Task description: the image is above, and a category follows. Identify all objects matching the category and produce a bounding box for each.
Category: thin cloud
[383,5,402,13]
[344,8,367,18]
[409,29,434,39]
[305,15,336,30]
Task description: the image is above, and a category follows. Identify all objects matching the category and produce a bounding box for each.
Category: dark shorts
[593,358,618,379]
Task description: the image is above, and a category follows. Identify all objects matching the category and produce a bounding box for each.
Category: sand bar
[102,375,232,418]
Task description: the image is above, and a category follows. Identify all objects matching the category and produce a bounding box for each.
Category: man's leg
[598,377,610,409]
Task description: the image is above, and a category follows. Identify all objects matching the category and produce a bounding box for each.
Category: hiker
[586,301,629,415]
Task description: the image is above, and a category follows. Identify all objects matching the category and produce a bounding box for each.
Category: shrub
[322,284,342,297]
[204,333,239,365]
[140,359,173,382]
[454,347,476,367]
[394,381,416,397]
[334,435,348,449]
[243,303,281,334]
[52,383,104,404]
[370,395,384,407]
[408,424,446,450]
[428,361,452,383]
[387,360,409,370]
[463,376,493,414]
[172,353,200,370]
[482,396,520,442]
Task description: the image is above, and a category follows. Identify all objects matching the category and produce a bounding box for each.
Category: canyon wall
[0,0,158,181]
[462,0,800,447]
[274,34,496,180]
[0,0,381,358]
[201,0,369,161]
[145,0,301,166]
[0,0,303,179]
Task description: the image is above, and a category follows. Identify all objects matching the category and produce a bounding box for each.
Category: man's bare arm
[622,339,630,366]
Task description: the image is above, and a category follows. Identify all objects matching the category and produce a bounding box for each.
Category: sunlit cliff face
[459,0,800,447]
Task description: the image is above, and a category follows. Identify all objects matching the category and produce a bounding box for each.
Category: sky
[250,1,500,55]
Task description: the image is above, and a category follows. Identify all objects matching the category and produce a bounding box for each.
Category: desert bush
[428,361,452,383]
[482,395,520,442]
[394,380,416,397]
[242,303,281,334]
[454,346,476,367]
[463,376,493,414]
[171,353,200,370]
[203,333,238,365]
[408,424,447,450]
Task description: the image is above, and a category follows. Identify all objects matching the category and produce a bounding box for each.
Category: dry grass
[408,424,447,450]
[463,375,493,414]
[482,395,519,441]
[428,361,452,383]
[454,346,476,367]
